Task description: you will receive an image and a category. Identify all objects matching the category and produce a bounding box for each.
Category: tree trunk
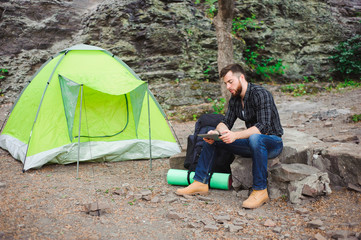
[214,0,234,102]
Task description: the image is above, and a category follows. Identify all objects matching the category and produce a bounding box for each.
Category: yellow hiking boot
[175,180,209,196]
[242,189,269,209]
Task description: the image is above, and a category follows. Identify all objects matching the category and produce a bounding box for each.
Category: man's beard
[232,83,242,97]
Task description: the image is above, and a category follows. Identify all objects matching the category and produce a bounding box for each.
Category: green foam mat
[167,169,231,190]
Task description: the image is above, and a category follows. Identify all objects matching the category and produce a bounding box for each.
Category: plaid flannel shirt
[222,83,283,137]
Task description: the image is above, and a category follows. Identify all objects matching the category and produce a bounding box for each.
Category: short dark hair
[219,64,246,79]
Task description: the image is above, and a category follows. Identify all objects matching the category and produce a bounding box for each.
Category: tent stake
[76,85,83,179]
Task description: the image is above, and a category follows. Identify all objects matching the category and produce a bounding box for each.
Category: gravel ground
[0,87,361,240]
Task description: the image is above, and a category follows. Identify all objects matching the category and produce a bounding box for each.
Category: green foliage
[303,75,318,83]
[336,78,361,89]
[233,14,286,81]
[280,84,307,97]
[128,199,137,205]
[255,59,285,79]
[203,65,212,81]
[232,14,262,36]
[244,44,286,80]
[282,77,361,97]
[195,0,217,18]
[330,35,361,77]
[200,64,216,82]
[244,44,263,69]
[351,114,361,123]
[208,97,226,114]
[0,68,8,80]
[185,28,193,36]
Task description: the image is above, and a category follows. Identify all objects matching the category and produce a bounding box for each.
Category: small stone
[200,219,216,226]
[228,224,243,233]
[142,195,151,201]
[294,207,309,214]
[113,189,125,196]
[150,196,160,203]
[264,219,276,227]
[327,230,348,239]
[126,191,134,198]
[237,210,246,217]
[140,189,152,196]
[197,196,213,202]
[204,224,218,231]
[324,121,332,127]
[314,232,327,240]
[166,211,184,220]
[0,182,6,188]
[86,202,109,212]
[187,222,198,228]
[233,218,245,226]
[349,222,359,228]
[302,184,319,197]
[182,195,194,200]
[213,214,231,223]
[236,190,249,199]
[273,227,282,233]
[179,198,191,202]
[347,183,361,193]
[164,197,177,203]
[307,219,323,229]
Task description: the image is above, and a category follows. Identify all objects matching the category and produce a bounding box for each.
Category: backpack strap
[187,170,192,185]
[208,172,214,188]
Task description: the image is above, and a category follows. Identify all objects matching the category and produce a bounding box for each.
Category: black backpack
[184,114,234,173]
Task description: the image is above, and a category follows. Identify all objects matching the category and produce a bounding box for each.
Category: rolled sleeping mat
[166,169,232,190]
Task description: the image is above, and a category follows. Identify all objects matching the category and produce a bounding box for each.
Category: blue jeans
[193,134,283,190]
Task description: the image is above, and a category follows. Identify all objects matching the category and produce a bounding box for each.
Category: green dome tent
[0,44,180,172]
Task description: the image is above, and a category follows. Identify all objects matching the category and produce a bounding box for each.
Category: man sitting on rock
[176,63,284,209]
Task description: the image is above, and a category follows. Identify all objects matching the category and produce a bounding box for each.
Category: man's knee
[248,134,263,147]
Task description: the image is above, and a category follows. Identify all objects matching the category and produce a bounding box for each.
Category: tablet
[197,133,222,141]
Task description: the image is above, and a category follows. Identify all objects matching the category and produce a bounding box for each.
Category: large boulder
[269,163,332,203]
[321,143,361,187]
[231,128,333,203]
[230,128,325,190]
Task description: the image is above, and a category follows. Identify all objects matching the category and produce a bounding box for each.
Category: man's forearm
[216,122,229,134]
[234,126,261,139]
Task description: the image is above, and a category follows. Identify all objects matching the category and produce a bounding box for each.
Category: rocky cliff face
[0,0,360,114]
[235,0,361,81]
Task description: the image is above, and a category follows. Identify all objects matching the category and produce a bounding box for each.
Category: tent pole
[76,85,83,179]
[147,86,152,171]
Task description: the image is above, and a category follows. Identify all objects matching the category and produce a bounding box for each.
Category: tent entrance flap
[59,75,81,141]
[59,75,131,140]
